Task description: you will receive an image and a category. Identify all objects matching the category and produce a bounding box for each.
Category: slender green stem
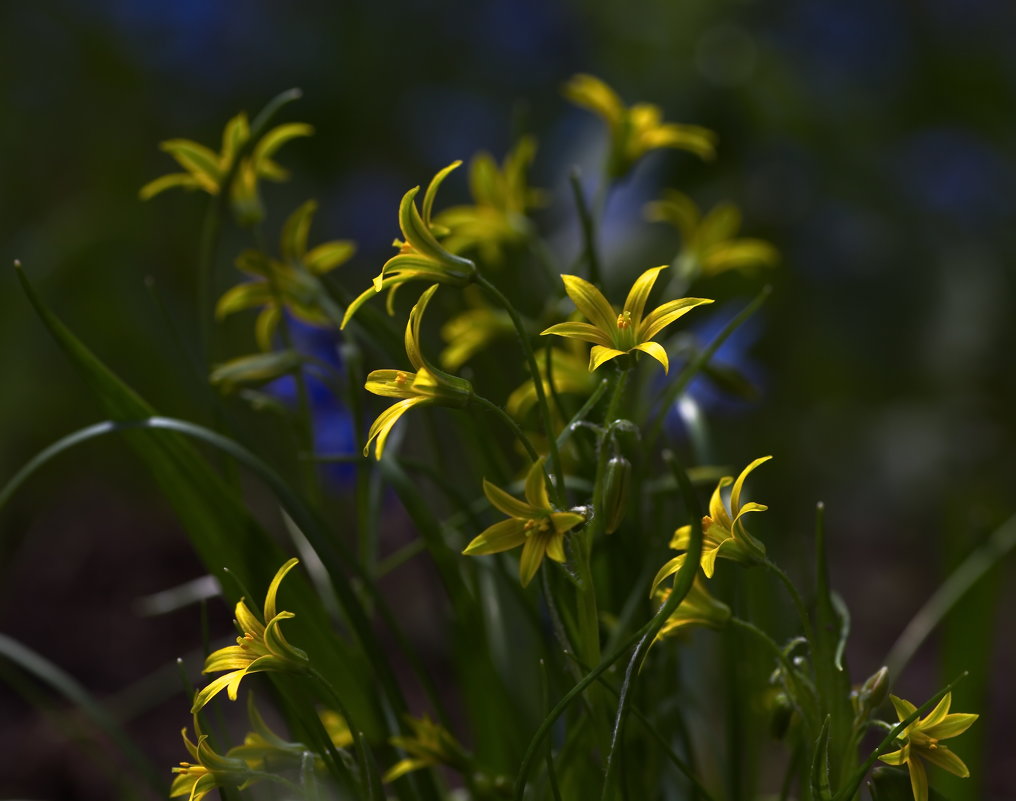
[765,559,816,646]
[728,618,800,692]
[645,285,771,449]
[475,275,564,501]
[470,393,540,464]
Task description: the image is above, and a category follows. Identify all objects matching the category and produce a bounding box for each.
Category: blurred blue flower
[265,318,358,487]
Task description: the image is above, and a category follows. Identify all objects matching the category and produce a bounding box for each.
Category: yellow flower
[563,74,716,177]
[341,162,476,328]
[463,458,585,587]
[438,286,514,371]
[506,343,597,420]
[878,693,978,801]
[434,136,545,264]
[363,284,473,459]
[216,199,355,350]
[541,266,712,372]
[654,574,731,641]
[191,558,308,713]
[383,715,470,783]
[170,726,256,801]
[140,110,312,225]
[645,189,778,282]
[651,456,771,594]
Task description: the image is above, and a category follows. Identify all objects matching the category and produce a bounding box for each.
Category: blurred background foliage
[2,0,1014,798]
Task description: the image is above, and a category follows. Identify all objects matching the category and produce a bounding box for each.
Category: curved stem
[765,559,815,646]
[470,394,540,464]
[476,275,564,502]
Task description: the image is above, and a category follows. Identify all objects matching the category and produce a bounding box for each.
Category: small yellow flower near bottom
[463,458,585,587]
[383,715,470,783]
[878,692,977,801]
[171,728,256,801]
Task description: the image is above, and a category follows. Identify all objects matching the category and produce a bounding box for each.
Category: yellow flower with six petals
[653,574,731,642]
[463,458,585,586]
[878,692,977,801]
[140,110,312,226]
[563,74,716,178]
[383,715,470,783]
[541,266,712,372]
[191,558,308,713]
[651,456,771,594]
[171,725,256,801]
[363,284,473,459]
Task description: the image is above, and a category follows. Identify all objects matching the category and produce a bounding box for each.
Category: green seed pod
[602,455,631,534]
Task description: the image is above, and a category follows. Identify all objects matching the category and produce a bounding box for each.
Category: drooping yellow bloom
[563,74,716,177]
[170,726,256,801]
[541,266,712,372]
[216,200,355,351]
[140,111,312,226]
[878,693,978,801]
[363,284,473,459]
[438,286,514,370]
[435,136,545,264]
[646,189,778,282]
[651,456,771,594]
[383,715,470,783]
[342,163,476,327]
[654,574,731,641]
[191,558,308,713]
[463,458,585,587]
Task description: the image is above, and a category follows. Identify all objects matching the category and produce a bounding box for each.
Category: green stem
[470,394,540,464]
[765,559,816,646]
[476,275,564,502]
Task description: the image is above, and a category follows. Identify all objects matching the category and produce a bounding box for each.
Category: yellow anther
[395,371,410,384]
[617,310,632,329]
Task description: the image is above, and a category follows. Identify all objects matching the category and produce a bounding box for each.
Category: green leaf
[810,717,833,801]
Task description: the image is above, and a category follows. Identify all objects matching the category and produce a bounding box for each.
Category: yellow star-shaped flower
[191,559,308,713]
[563,74,716,177]
[651,456,771,595]
[878,692,977,801]
[541,265,712,372]
[463,458,586,587]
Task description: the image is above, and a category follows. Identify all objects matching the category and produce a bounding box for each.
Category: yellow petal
[364,397,426,459]
[550,511,585,534]
[650,555,685,596]
[406,284,440,372]
[623,265,667,326]
[483,479,542,519]
[878,746,908,766]
[632,341,669,373]
[139,172,202,200]
[730,456,772,514]
[463,518,528,555]
[251,122,314,170]
[263,558,299,621]
[891,694,919,723]
[544,532,567,563]
[589,345,627,371]
[908,757,928,801]
[709,477,734,529]
[191,671,240,713]
[639,297,713,341]
[304,240,356,274]
[523,458,551,509]
[281,200,316,263]
[561,274,617,334]
[540,321,612,347]
[923,712,978,741]
[640,123,717,161]
[562,74,624,127]
[518,535,546,587]
[365,369,418,399]
[421,161,462,224]
[919,745,969,778]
